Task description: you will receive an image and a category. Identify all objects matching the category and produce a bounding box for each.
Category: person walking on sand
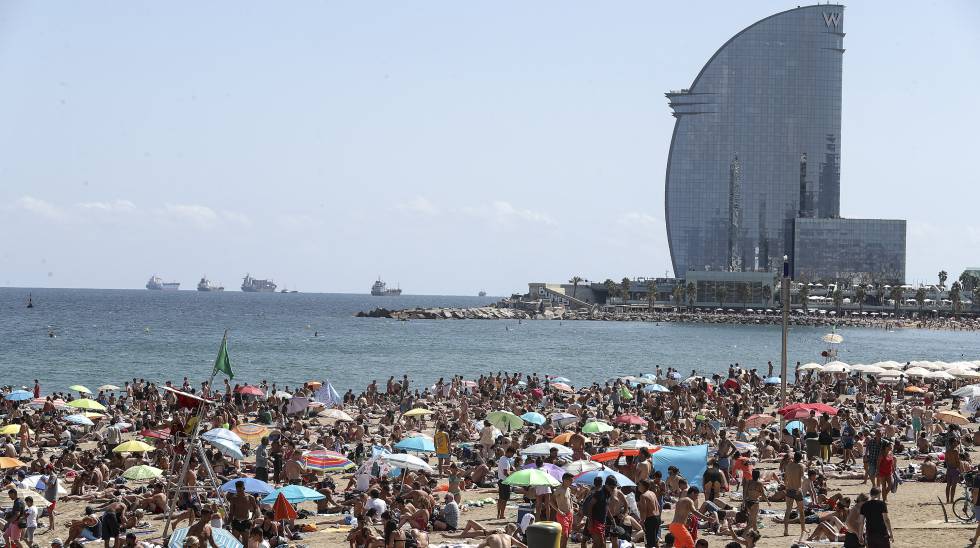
[859,488,893,548]
[667,487,709,548]
[783,451,807,538]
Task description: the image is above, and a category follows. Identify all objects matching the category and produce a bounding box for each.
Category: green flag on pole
[213,331,233,380]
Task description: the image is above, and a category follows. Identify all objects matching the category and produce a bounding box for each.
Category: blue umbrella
[261,484,326,504]
[394,436,435,453]
[643,384,670,393]
[207,437,245,460]
[784,420,805,434]
[65,414,95,426]
[764,377,782,385]
[169,526,242,548]
[573,468,637,488]
[521,412,546,426]
[5,390,32,402]
[203,428,244,446]
[220,477,274,495]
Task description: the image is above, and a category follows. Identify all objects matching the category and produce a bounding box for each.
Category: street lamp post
[780,255,790,422]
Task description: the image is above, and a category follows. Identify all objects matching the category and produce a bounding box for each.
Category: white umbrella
[798,363,824,371]
[872,361,903,370]
[953,385,980,398]
[206,438,245,460]
[619,439,655,449]
[903,367,932,377]
[875,370,905,378]
[927,371,956,381]
[318,409,354,422]
[951,369,980,379]
[823,361,851,373]
[522,442,573,458]
[380,453,433,473]
[563,460,604,475]
[851,364,887,375]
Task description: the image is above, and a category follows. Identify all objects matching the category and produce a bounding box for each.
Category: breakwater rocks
[356,306,980,330]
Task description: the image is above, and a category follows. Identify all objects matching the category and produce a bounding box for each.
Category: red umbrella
[723,379,740,390]
[778,403,837,417]
[591,448,642,463]
[140,428,171,440]
[272,492,297,521]
[613,414,648,427]
[235,385,265,397]
[744,414,775,429]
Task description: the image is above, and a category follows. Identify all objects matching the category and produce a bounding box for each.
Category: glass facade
[665,5,845,275]
[792,218,906,283]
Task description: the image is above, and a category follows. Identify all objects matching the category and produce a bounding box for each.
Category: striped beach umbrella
[302,450,354,472]
[232,423,269,444]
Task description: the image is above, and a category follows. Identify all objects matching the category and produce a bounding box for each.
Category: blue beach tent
[650,444,708,489]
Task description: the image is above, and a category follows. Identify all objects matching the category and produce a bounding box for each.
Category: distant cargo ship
[241,274,277,293]
[371,278,402,296]
[146,275,180,291]
[197,277,224,292]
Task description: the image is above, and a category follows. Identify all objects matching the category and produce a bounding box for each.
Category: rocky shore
[356,306,980,330]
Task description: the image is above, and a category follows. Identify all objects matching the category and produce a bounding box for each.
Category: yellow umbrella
[68,385,92,394]
[83,412,106,419]
[934,410,970,425]
[67,398,106,411]
[402,408,433,417]
[113,440,155,453]
[233,423,270,444]
[0,457,26,469]
[0,425,30,436]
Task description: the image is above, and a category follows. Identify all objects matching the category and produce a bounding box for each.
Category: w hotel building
[664,5,905,282]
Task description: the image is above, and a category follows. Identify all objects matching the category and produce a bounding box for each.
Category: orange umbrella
[551,383,573,393]
[272,492,298,521]
[904,386,925,394]
[233,423,270,444]
[552,432,574,445]
[306,381,322,389]
[0,457,26,469]
[590,449,640,463]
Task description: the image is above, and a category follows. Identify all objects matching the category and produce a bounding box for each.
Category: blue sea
[3,288,980,394]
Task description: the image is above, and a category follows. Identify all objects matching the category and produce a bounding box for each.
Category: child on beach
[24,495,38,548]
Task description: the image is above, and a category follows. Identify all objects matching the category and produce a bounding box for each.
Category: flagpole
[209,329,229,389]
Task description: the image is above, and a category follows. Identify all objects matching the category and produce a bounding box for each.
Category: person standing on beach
[551,473,574,548]
[254,437,269,482]
[667,487,708,548]
[859,488,893,548]
[876,441,895,502]
[783,451,807,538]
[865,430,882,487]
[496,447,515,520]
[968,464,980,546]
[226,480,260,545]
[945,437,963,504]
[434,423,451,476]
[637,478,661,548]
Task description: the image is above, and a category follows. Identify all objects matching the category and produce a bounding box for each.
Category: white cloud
[160,203,219,227]
[76,199,137,213]
[396,196,440,216]
[16,196,66,220]
[490,200,557,226]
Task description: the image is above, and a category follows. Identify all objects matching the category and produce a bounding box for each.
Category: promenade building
[664,4,906,283]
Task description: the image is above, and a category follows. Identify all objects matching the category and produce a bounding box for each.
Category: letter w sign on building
[823,12,842,29]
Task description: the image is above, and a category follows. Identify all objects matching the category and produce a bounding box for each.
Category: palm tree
[855,285,867,314]
[716,284,728,308]
[831,287,844,314]
[874,284,885,307]
[889,285,903,315]
[798,281,810,313]
[762,284,772,308]
[735,283,749,308]
[959,271,980,292]
[602,279,617,305]
[673,285,685,310]
[914,287,926,315]
[686,281,697,310]
[646,279,657,312]
[939,270,948,290]
[569,276,583,299]
[950,281,963,317]
[621,277,632,304]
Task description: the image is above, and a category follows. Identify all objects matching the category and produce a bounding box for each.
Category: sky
[1,1,978,295]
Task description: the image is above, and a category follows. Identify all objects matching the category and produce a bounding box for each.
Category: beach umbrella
[501,469,560,488]
[613,414,648,427]
[927,371,956,381]
[682,376,713,385]
[67,398,106,411]
[202,428,244,447]
[394,437,436,453]
[318,409,354,422]
[522,442,573,458]
[168,526,242,548]
[380,453,433,473]
[261,485,326,505]
[235,385,265,397]
[904,386,926,394]
[822,361,851,373]
[744,414,775,428]
[68,385,92,394]
[272,492,298,521]
[521,412,546,426]
[13,487,51,504]
[950,370,980,380]
[207,438,245,460]
[550,412,578,428]
[521,462,566,481]
[139,428,170,440]
[784,420,805,434]
[4,390,32,402]
[903,367,932,377]
[549,376,572,384]
[113,440,154,453]
[552,432,574,445]
[302,450,354,472]
[487,410,525,431]
[935,410,970,425]
[797,363,824,371]
[122,465,163,481]
[851,364,887,375]
[551,383,574,393]
[306,381,322,389]
[97,385,121,392]
[220,477,274,495]
[582,421,614,434]
[723,378,740,390]
[64,415,95,426]
[619,439,655,450]
[779,403,837,417]
[953,385,980,398]
[22,475,67,496]
[574,468,636,488]
[590,449,639,463]
[872,361,903,370]
[643,384,670,393]
[0,457,26,469]
[563,460,604,475]
[763,377,782,385]
[83,412,106,420]
[0,425,29,436]
[233,423,269,444]
[29,398,68,410]
[402,408,433,417]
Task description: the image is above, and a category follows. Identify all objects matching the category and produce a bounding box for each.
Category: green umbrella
[487,410,525,432]
[501,468,560,488]
[123,465,163,481]
[582,420,614,434]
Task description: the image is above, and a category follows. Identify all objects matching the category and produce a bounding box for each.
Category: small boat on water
[26,293,34,308]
